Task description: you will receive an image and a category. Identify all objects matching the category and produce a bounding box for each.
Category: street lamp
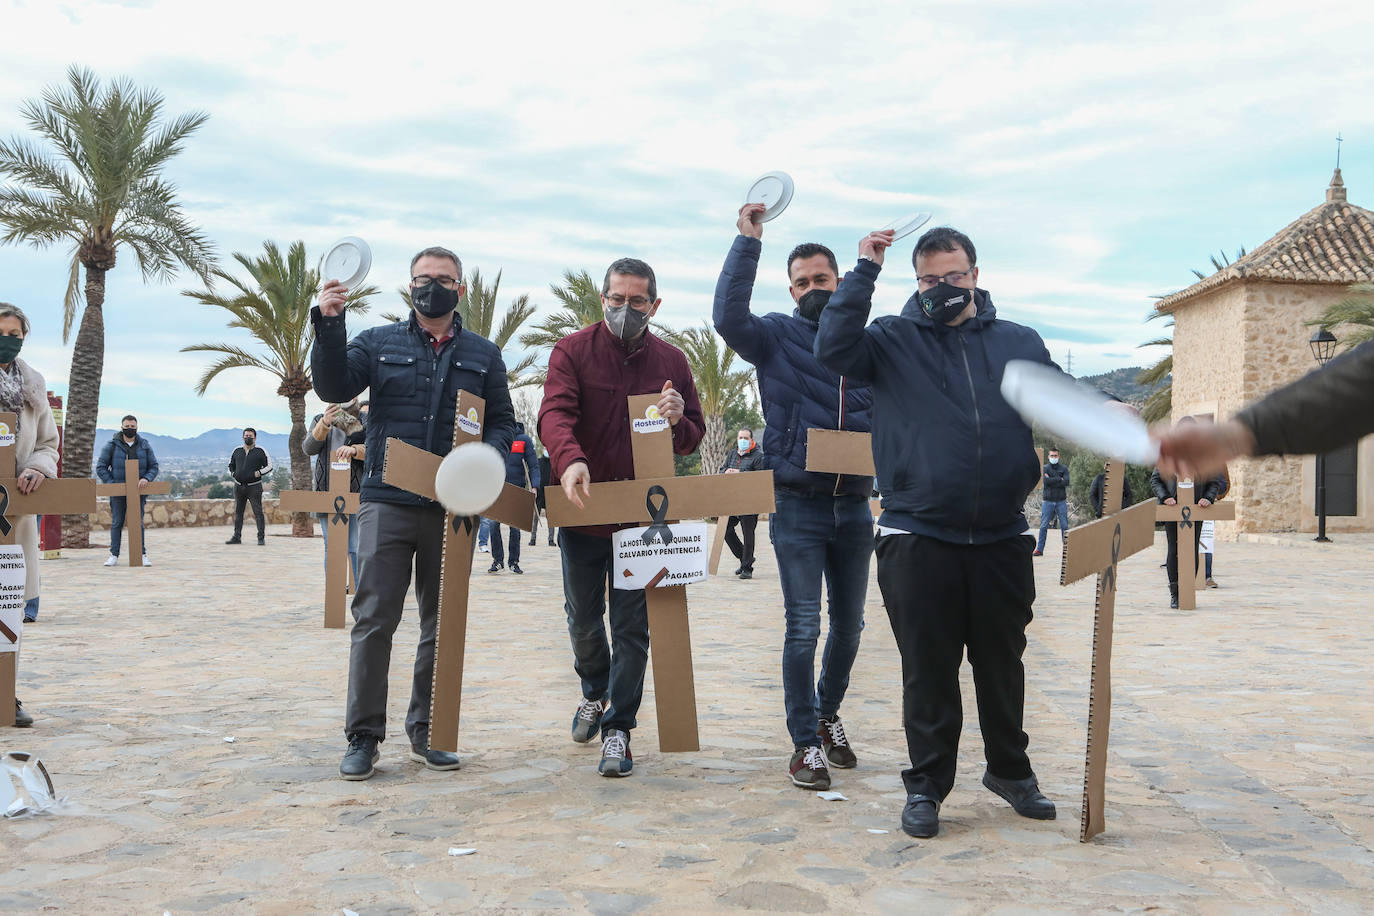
[1309,328,1338,542]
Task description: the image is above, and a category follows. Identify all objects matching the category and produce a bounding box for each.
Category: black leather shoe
[257,538,265,546]
[528,537,537,546]
[902,794,939,837]
[982,771,1056,820]
[410,742,461,771]
[339,734,380,781]
[225,537,241,544]
[14,699,33,728]
[1170,596,1179,609]
[739,570,752,580]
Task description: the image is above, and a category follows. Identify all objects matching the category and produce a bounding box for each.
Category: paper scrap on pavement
[447,847,476,857]
[867,828,889,834]
[816,791,847,801]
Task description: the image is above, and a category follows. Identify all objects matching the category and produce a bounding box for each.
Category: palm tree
[1309,282,1374,350]
[519,269,604,379]
[659,322,756,476]
[391,268,538,386]
[181,240,376,536]
[0,65,215,547]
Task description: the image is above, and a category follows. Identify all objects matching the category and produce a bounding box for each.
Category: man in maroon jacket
[538,257,706,777]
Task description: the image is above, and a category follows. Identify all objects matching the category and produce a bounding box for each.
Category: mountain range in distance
[94,428,291,459]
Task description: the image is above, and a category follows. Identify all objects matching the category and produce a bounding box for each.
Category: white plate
[1000,360,1159,465]
[434,442,506,517]
[880,212,933,241]
[744,171,794,222]
[319,236,372,288]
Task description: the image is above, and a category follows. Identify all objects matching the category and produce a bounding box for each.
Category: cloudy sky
[2,0,1371,436]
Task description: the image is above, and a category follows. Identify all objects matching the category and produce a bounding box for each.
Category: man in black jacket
[815,225,1057,838]
[1150,454,1226,609]
[1090,461,1134,518]
[313,245,516,782]
[718,427,766,580]
[1033,448,1068,556]
[226,428,271,545]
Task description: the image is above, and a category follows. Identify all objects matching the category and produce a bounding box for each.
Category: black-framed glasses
[603,294,653,309]
[411,275,460,290]
[916,268,975,288]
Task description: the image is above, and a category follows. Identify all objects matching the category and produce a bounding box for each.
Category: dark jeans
[1036,499,1068,551]
[875,533,1036,800]
[724,514,758,573]
[233,483,266,541]
[1164,521,1204,595]
[559,528,650,734]
[345,501,447,744]
[768,491,871,748]
[489,522,521,567]
[109,494,147,557]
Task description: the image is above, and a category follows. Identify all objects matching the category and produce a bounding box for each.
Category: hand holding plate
[859,230,896,267]
[319,279,348,317]
[737,203,766,240]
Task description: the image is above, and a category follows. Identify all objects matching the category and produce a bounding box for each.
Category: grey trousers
[345,500,446,744]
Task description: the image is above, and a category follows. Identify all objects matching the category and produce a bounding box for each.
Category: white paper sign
[0,544,25,654]
[1199,520,1215,555]
[612,521,708,590]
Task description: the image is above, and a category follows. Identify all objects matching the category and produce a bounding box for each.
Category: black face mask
[412,280,460,319]
[244,437,255,447]
[123,428,137,439]
[918,281,974,324]
[604,305,650,342]
[797,288,832,323]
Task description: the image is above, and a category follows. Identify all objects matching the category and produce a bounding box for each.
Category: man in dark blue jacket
[487,421,540,575]
[313,245,516,782]
[96,414,160,565]
[1034,448,1069,556]
[714,203,874,792]
[815,225,1056,838]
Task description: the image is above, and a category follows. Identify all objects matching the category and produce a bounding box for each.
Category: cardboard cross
[1155,481,1234,611]
[546,394,776,752]
[279,461,360,629]
[0,411,96,727]
[1058,459,1157,841]
[94,459,171,567]
[382,392,536,754]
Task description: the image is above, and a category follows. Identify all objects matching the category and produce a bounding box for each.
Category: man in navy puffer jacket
[714,203,874,793]
[486,421,540,574]
[815,225,1057,838]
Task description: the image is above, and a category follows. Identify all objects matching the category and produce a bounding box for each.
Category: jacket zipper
[833,376,846,497]
[958,334,982,545]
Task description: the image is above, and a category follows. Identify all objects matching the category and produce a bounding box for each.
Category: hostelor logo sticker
[631,404,669,435]
[0,422,12,447]
[457,407,481,437]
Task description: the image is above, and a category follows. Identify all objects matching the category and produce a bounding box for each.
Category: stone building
[1156,169,1374,534]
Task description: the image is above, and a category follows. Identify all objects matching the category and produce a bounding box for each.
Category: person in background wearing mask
[1032,448,1069,556]
[538,257,705,778]
[815,225,1058,838]
[313,245,516,781]
[96,414,161,566]
[487,421,540,575]
[714,205,875,793]
[718,427,766,579]
[304,399,367,583]
[226,427,271,545]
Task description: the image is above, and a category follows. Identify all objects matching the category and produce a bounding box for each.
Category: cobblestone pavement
[4,523,1372,914]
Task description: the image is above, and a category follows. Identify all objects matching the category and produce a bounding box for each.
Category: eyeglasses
[916,268,975,288]
[603,294,653,309]
[411,275,461,290]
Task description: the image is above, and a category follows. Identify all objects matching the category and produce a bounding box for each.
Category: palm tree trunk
[700,414,726,476]
[287,393,313,537]
[61,267,106,548]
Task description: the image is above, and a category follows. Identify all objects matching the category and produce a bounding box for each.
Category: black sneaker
[528,537,537,546]
[902,794,939,837]
[510,563,523,575]
[598,728,633,777]
[739,570,752,580]
[571,697,604,743]
[788,746,831,790]
[488,562,503,574]
[409,740,461,771]
[14,699,33,728]
[339,734,380,781]
[257,538,265,546]
[818,715,857,768]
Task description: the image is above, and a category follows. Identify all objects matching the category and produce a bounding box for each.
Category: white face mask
[738,438,750,452]
[1049,457,1059,465]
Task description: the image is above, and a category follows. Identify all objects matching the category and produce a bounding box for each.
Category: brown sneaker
[1206,578,1219,588]
[789,746,831,790]
[819,715,857,768]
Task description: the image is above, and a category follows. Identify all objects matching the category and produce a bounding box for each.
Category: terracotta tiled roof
[1156,169,1374,312]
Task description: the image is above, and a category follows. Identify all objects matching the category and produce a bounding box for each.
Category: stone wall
[87,498,302,529]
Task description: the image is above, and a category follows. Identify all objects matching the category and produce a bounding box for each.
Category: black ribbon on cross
[1102,523,1123,594]
[1179,505,1193,528]
[0,484,10,537]
[451,514,474,536]
[641,485,674,546]
[331,496,348,526]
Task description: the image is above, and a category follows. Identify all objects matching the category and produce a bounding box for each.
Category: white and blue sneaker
[572,697,604,743]
[598,728,632,777]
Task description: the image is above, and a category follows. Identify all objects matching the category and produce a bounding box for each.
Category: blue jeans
[1036,500,1068,551]
[317,512,360,584]
[24,596,38,623]
[477,517,493,548]
[559,528,650,735]
[109,495,147,557]
[769,490,871,748]
[489,522,521,567]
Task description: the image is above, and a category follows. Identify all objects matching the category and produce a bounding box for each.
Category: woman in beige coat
[0,302,60,728]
